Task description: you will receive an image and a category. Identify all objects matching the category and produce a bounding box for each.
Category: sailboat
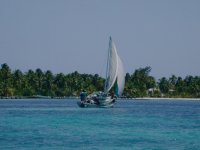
[77,37,125,108]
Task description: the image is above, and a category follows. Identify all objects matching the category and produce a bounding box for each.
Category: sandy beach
[124,97,200,101]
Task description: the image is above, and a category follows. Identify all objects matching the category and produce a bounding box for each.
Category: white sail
[104,37,118,93]
[104,37,125,96]
[116,55,125,96]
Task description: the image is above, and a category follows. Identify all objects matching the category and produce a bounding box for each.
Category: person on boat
[80,90,87,102]
[110,91,116,103]
[111,91,115,99]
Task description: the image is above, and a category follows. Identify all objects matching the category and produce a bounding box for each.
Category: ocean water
[0,99,200,150]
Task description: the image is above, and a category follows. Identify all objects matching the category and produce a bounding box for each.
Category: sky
[0,0,200,79]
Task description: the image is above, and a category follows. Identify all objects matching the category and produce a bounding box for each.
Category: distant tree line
[124,66,200,98]
[0,63,200,98]
[0,63,104,97]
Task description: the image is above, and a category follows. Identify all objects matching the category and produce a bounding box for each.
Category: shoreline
[123,97,200,101]
[0,96,79,100]
[0,96,200,101]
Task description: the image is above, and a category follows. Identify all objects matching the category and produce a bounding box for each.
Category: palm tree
[12,69,24,95]
[0,63,13,96]
[54,73,66,96]
[158,77,170,96]
[175,77,186,97]
[43,70,54,96]
[128,66,155,97]
[35,68,44,95]
[24,69,36,96]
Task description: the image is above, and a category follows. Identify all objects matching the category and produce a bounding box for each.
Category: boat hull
[77,97,116,108]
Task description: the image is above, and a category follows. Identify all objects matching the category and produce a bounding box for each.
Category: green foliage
[0,63,13,96]
[0,64,105,97]
[124,66,156,97]
[0,63,200,98]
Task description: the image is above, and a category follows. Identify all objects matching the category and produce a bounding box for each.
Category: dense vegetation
[0,63,200,98]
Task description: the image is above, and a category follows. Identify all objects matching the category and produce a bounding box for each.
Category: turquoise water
[0,99,200,150]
